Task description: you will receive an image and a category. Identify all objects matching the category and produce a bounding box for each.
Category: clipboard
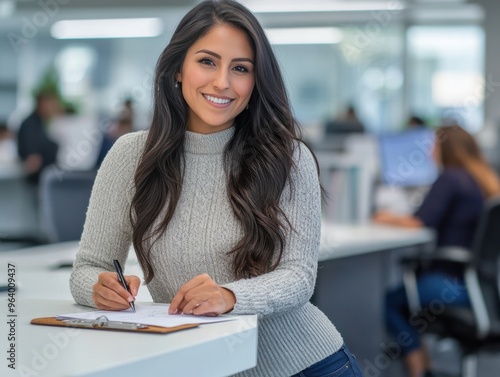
[31,316,199,334]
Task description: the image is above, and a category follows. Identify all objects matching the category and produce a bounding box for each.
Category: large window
[269,24,485,135]
[272,24,405,133]
[407,25,485,132]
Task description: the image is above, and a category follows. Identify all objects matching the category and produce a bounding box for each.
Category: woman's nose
[213,70,230,90]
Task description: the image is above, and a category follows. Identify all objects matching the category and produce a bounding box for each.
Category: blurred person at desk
[94,98,134,168]
[70,1,363,377]
[342,105,365,132]
[374,124,500,377]
[325,104,365,135]
[17,91,62,183]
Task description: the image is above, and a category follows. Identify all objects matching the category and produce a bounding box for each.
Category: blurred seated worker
[406,115,427,129]
[94,99,134,169]
[325,105,365,135]
[341,105,365,132]
[374,124,500,377]
[17,91,62,183]
[0,122,17,163]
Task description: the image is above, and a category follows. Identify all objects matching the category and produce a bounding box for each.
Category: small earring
[246,104,249,110]
[175,80,180,88]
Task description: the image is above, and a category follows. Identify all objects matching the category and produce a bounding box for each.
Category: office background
[1,0,499,140]
[1,1,500,376]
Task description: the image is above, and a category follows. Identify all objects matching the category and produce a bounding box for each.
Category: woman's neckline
[184,126,235,155]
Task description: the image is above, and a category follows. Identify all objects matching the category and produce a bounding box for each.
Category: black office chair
[39,166,97,243]
[401,197,500,377]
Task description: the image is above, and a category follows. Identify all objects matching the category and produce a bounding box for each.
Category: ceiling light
[0,0,15,18]
[51,18,163,39]
[242,0,405,13]
[265,27,343,45]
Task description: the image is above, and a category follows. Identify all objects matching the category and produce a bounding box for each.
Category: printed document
[57,303,235,328]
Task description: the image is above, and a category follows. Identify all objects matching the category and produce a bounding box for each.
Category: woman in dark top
[414,167,483,249]
[374,125,500,377]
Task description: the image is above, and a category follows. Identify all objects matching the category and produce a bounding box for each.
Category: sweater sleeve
[69,132,145,307]
[222,143,322,316]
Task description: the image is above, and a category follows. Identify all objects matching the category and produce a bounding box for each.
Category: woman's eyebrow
[195,49,254,64]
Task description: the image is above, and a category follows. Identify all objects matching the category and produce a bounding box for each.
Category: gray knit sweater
[70,126,343,377]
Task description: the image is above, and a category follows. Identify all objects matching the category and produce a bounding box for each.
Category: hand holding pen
[92,262,140,311]
[113,259,136,312]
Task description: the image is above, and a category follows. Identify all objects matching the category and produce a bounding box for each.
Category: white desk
[320,223,435,260]
[0,299,257,377]
[0,242,152,302]
[0,223,435,377]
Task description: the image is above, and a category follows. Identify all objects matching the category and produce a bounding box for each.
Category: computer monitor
[324,120,365,135]
[378,128,438,187]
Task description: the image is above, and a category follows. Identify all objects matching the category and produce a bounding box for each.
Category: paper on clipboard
[57,304,236,328]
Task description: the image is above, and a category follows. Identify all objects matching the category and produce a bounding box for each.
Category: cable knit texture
[70,126,343,377]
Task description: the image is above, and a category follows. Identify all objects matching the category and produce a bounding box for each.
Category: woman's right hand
[373,211,423,228]
[92,271,141,310]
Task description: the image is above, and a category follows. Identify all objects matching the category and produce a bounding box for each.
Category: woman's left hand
[168,274,236,316]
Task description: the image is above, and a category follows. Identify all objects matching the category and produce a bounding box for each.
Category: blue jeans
[292,344,363,377]
[384,271,471,356]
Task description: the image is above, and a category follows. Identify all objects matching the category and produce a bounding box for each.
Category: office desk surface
[0,242,152,301]
[319,223,434,261]
[1,299,257,377]
[0,160,24,180]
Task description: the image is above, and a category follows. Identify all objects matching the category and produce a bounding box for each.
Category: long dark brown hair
[131,0,315,283]
[437,125,500,198]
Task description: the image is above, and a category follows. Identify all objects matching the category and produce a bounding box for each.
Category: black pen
[113,259,136,312]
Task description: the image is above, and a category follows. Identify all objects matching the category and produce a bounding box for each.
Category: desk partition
[0,161,40,242]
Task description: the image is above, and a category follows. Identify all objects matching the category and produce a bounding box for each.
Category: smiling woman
[70,1,362,377]
[176,24,255,134]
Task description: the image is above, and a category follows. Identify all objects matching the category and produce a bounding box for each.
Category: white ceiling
[10,0,472,12]
[0,0,483,29]
[13,0,199,10]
